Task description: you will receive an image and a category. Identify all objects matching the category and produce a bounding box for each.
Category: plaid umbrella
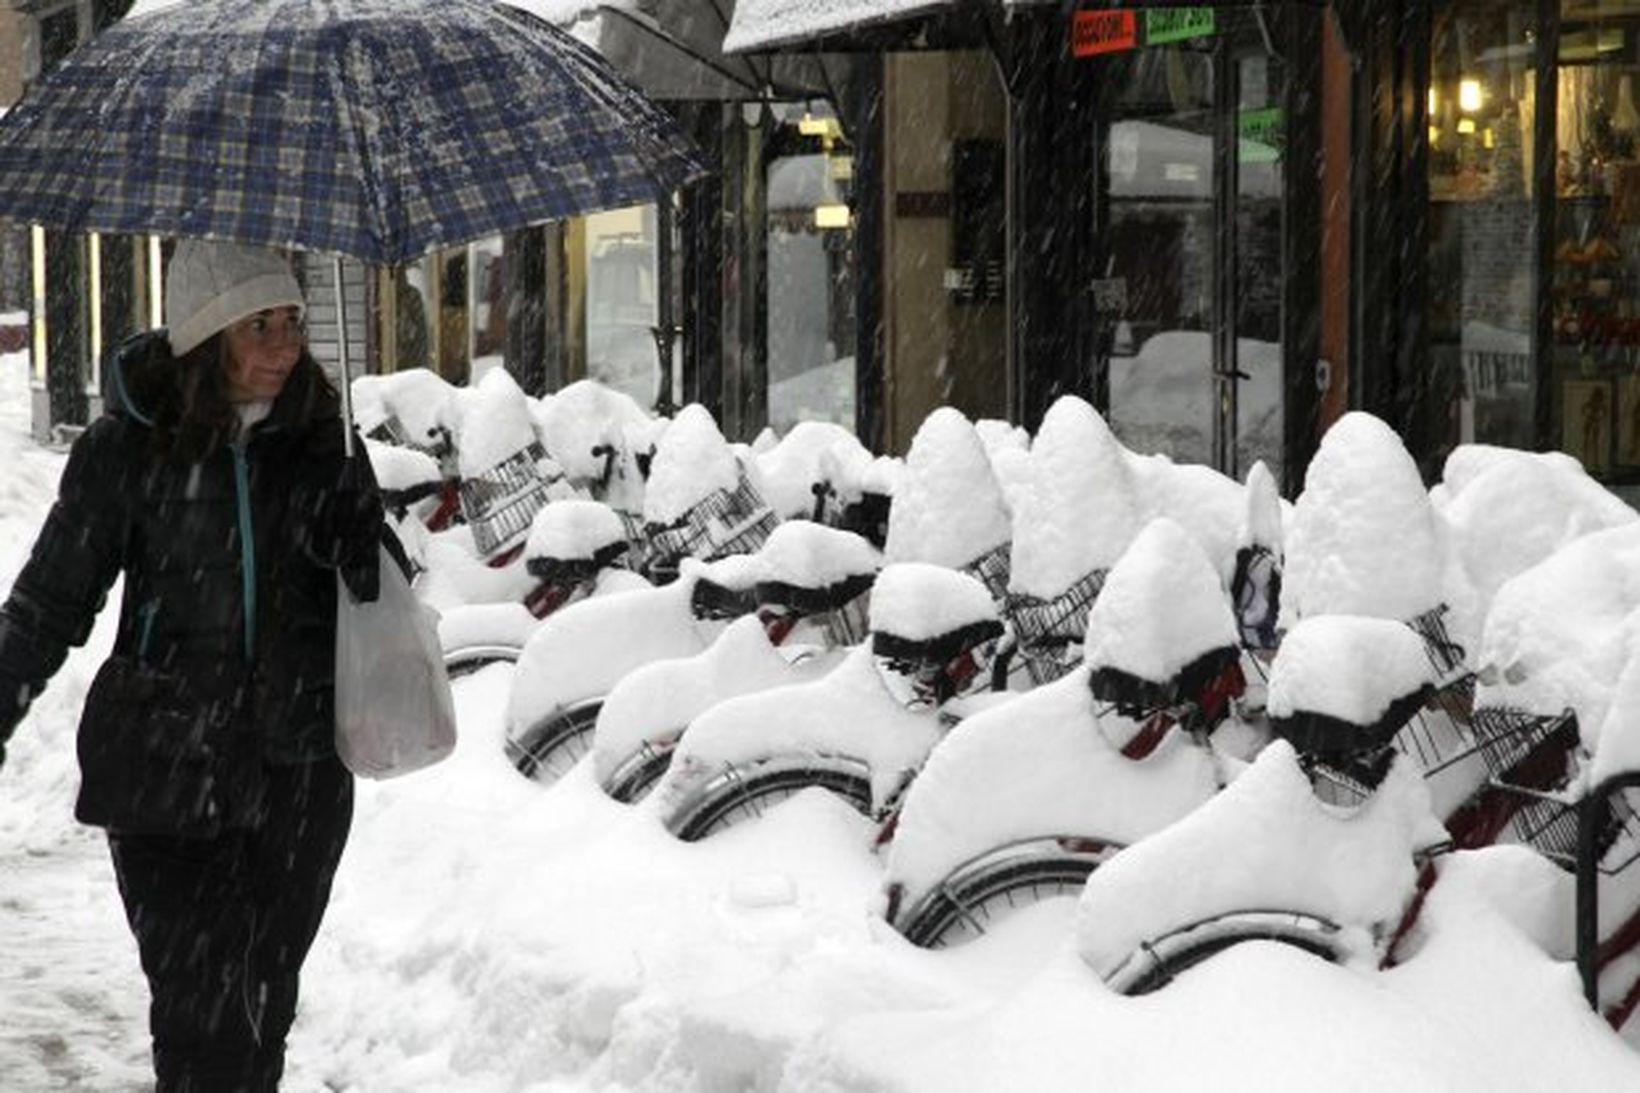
[0,0,705,264]
[0,0,706,445]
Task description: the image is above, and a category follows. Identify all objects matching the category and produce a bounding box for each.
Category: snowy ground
[4,346,1640,1091]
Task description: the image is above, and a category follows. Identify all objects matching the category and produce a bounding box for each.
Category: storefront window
[1094,12,1292,480]
[388,262,431,371]
[584,204,660,405]
[470,236,505,379]
[766,102,856,433]
[1428,0,1539,458]
[1104,46,1218,465]
[1550,1,1640,478]
[1235,52,1286,482]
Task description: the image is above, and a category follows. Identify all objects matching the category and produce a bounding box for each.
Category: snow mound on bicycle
[1082,518,1238,687]
[884,663,1219,902]
[1282,411,1448,626]
[1075,740,1443,980]
[1478,522,1640,748]
[651,647,946,818]
[884,407,1012,569]
[1267,617,1436,728]
[643,404,742,525]
[868,561,997,644]
[590,615,826,788]
[1008,396,1141,600]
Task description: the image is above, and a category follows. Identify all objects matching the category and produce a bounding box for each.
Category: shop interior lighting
[1457,117,1477,135]
[814,203,851,230]
[798,113,840,139]
[1428,88,1438,116]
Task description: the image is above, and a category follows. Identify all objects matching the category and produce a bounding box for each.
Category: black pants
[108,756,353,1093]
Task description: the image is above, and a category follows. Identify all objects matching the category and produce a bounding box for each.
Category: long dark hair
[134,333,339,462]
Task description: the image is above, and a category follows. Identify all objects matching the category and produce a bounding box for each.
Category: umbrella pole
[334,254,355,458]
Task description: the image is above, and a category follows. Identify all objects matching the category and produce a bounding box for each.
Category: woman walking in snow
[0,239,383,1092]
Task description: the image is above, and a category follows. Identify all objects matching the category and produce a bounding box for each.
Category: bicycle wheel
[504,697,603,783]
[443,643,521,680]
[602,737,678,804]
[664,754,874,842]
[894,837,1124,949]
[1102,910,1346,995]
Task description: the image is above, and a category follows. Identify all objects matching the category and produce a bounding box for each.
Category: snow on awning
[725,0,1003,53]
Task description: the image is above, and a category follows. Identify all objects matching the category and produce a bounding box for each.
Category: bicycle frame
[1578,769,1640,1028]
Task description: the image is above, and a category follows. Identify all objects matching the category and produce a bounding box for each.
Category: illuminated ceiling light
[1457,117,1477,135]
[1458,78,1483,113]
[1428,88,1438,116]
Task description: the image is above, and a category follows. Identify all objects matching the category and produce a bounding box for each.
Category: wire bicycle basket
[1005,568,1108,686]
[1408,604,1467,678]
[1391,674,1478,776]
[459,441,561,557]
[959,541,1013,605]
[644,472,779,583]
[1460,704,1636,868]
[367,416,457,477]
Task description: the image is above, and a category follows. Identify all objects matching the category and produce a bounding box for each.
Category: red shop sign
[1072,9,1138,57]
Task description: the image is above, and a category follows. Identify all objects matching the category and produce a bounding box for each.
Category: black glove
[312,454,383,603]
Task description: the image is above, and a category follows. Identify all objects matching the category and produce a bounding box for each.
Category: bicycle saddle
[1088,643,1243,723]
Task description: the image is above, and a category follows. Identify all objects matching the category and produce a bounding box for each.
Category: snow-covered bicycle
[882,517,1255,948]
[651,562,1009,842]
[592,520,880,803]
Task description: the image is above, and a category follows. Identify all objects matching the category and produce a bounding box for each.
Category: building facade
[13,1,1640,505]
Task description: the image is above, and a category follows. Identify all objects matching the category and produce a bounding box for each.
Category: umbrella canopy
[0,0,706,264]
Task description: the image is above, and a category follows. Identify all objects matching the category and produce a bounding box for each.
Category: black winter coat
[0,332,383,835]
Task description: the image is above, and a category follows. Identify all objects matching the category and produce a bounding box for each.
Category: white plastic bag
[335,544,457,778]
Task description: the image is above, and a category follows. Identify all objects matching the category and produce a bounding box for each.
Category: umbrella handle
[333,254,355,458]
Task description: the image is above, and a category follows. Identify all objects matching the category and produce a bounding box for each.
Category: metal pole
[334,254,354,458]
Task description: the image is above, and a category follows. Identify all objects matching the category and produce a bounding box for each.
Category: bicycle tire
[895,839,1123,949]
[1103,910,1345,996]
[602,738,677,804]
[443,643,522,680]
[504,698,603,783]
[665,755,874,842]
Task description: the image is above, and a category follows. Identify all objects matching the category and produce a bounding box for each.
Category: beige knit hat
[165,239,305,357]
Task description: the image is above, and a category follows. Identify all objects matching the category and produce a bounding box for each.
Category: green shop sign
[1238,106,1283,163]
[1144,8,1216,45]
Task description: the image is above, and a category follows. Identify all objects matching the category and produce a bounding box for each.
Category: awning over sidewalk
[726,0,1326,54]
[577,2,836,99]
